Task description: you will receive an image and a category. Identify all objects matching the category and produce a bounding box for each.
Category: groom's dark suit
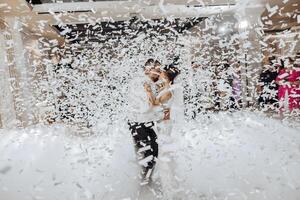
[127,76,162,181]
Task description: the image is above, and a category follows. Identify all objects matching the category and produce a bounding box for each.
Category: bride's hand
[163,108,170,120]
[144,83,152,93]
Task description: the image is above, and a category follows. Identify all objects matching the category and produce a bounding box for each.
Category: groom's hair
[144,58,155,68]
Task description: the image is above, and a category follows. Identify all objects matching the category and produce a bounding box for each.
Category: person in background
[276,57,300,113]
[295,53,300,68]
[190,61,205,117]
[214,60,232,111]
[229,61,242,109]
[257,56,279,110]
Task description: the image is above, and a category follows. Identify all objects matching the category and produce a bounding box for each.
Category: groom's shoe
[139,166,153,185]
[139,169,149,185]
[141,165,156,185]
[140,177,150,186]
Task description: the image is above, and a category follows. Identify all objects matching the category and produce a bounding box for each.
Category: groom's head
[144,58,160,82]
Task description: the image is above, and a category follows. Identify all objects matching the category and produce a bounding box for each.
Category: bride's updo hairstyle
[163,64,180,84]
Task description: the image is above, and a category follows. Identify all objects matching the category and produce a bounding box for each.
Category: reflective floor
[0,112,300,200]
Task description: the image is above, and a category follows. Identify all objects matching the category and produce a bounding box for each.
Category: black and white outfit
[127,76,163,183]
[258,67,278,108]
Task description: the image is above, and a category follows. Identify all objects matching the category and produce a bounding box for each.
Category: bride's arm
[157,92,172,105]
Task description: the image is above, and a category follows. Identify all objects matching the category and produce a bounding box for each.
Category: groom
[127,58,163,184]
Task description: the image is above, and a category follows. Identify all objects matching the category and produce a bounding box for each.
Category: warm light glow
[239,20,248,29]
[218,26,227,33]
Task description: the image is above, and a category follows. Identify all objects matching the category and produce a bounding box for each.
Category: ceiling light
[218,26,227,34]
[239,20,248,29]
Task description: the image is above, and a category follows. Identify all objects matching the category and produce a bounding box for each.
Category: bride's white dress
[154,82,184,198]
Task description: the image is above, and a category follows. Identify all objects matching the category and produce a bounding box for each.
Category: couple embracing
[127,58,183,185]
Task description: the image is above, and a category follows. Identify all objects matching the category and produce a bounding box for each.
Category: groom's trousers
[128,121,158,172]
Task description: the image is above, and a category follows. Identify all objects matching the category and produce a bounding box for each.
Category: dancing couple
[127,58,183,186]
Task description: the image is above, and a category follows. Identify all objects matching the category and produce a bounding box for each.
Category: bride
[144,64,183,198]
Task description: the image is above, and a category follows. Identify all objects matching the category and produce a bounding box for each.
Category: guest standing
[276,57,300,112]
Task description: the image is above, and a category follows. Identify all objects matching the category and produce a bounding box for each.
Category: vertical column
[22,34,45,125]
[3,17,33,127]
[0,24,18,128]
[0,30,5,128]
[235,3,265,108]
